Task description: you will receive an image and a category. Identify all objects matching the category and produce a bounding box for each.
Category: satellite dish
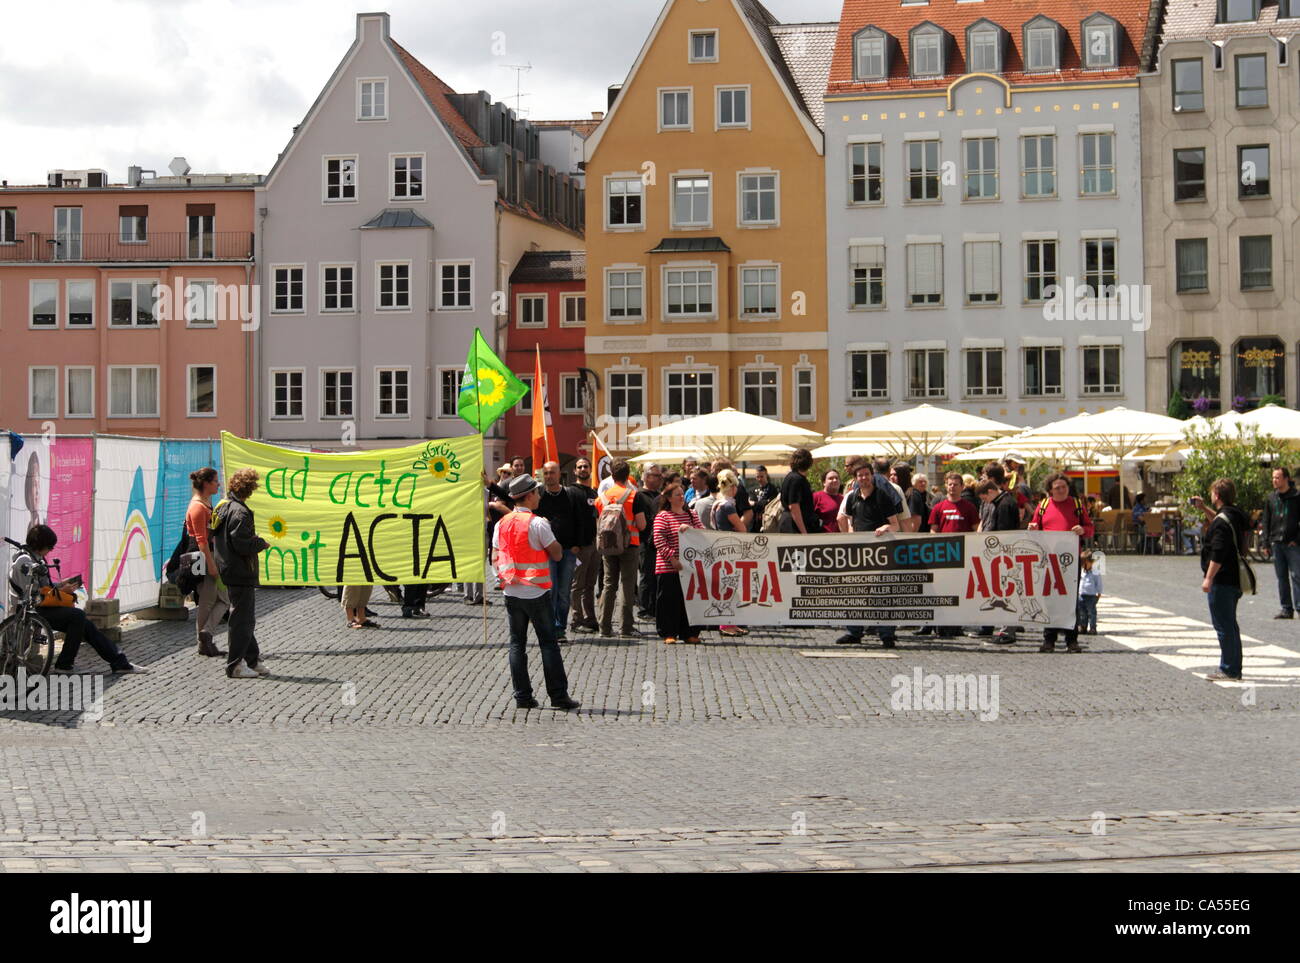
[168,156,191,177]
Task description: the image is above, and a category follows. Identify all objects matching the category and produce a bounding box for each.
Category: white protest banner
[678,530,1080,627]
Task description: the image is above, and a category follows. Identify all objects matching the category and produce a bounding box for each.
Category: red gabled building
[505,251,588,471]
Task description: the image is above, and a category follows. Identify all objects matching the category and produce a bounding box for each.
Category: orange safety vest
[496,511,553,591]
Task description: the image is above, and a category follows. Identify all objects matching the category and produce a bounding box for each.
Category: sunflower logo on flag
[268,516,289,539]
[473,367,508,408]
[427,454,452,480]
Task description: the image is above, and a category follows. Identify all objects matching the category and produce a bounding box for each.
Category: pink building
[0,169,258,438]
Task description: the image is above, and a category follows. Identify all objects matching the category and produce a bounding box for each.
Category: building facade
[1141,0,1300,415]
[256,12,584,459]
[824,0,1153,431]
[0,172,256,438]
[584,0,833,451]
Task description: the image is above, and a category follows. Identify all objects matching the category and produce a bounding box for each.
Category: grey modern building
[256,12,584,457]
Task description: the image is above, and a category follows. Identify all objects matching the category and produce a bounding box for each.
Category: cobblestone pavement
[0,556,1296,872]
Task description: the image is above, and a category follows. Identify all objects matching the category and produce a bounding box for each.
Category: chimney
[607,84,622,110]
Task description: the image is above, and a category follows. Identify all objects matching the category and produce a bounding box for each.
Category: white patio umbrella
[825,404,1018,473]
[812,440,970,460]
[626,408,821,463]
[1223,404,1300,448]
[630,446,795,466]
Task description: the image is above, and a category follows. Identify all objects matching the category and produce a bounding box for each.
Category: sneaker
[1274,611,1294,620]
[227,664,259,679]
[835,633,862,645]
[112,663,148,674]
[1206,671,1243,682]
[249,660,271,676]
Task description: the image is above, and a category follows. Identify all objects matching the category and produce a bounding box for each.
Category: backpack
[1036,495,1085,530]
[164,524,202,597]
[597,486,634,556]
[761,495,783,533]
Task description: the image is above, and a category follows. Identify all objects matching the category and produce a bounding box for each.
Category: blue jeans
[1206,584,1243,677]
[548,551,578,634]
[505,592,569,700]
[1076,594,1099,632]
[1271,543,1300,614]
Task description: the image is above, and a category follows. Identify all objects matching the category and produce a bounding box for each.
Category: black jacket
[1260,485,1300,545]
[536,485,590,550]
[211,496,270,587]
[1202,504,1250,587]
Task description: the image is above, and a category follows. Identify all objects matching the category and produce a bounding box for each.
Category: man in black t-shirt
[836,465,903,648]
[536,461,590,642]
[635,464,665,619]
[568,458,600,633]
[780,450,818,534]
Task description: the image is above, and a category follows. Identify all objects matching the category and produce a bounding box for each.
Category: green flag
[458,328,528,433]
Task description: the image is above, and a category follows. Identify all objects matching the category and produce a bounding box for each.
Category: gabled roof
[1155,0,1300,53]
[828,0,1155,95]
[771,22,839,130]
[360,208,434,230]
[391,41,487,156]
[510,250,587,283]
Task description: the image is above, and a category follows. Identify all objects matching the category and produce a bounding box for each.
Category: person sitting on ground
[9,524,147,675]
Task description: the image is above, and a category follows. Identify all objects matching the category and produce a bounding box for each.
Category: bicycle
[1,536,60,677]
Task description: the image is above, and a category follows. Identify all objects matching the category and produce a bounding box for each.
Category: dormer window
[854,27,889,81]
[1024,17,1061,73]
[1219,0,1259,23]
[966,20,1002,73]
[911,24,945,78]
[1082,14,1119,70]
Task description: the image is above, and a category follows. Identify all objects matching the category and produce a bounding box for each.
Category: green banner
[220,433,485,586]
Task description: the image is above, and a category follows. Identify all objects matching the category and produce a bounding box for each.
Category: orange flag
[531,346,557,471]
[590,431,614,485]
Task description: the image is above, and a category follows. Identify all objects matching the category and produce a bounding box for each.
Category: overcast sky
[0,0,842,185]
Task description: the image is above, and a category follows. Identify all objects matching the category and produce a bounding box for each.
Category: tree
[1166,393,1192,420]
[1173,425,1280,515]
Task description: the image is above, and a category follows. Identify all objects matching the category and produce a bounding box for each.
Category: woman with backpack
[1191,479,1252,681]
[1027,473,1095,653]
[185,467,228,658]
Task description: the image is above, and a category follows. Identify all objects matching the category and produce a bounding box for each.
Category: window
[911,28,942,77]
[740,266,778,318]
[742,369,779,417]
[1240,235,1273,289]
[1171,339,1221,409]
[850,142,883,204]
[1082,17,1117,69]
[359,78,387,120]
[1021,134,1056,197]
[665,268,715,318]
[434,368,459,419]
[184,280,215,326]
[1023,346,1063,397]
[1080,132,1115,195]
[391,154,423,200]
[1220,0,1259,22]
[1235,54,1267,108]
[325,157,358,202]
[1174,148,1206,201]
[964,137,998,199]
[272,267,304,313]
[964,348,1004,398]
[377,262,410,310]
[607,177,644,228]
[187,213,213,259]
[54,207,82,260]
[438,261,473,310]
[322,265,355,312]
[517,293,546,327]
[690,31,717,63]
[29,367,57,418]
[608,371,645,419]
[607,269,644,320]
[907,139,940,201]
[850,351,889,400]
[561,293,586,326]
[739,172,777,224]
[968,26,999,72]
[1082,237,1117,296]
[517,374,535,415]
[717,87,749,128]
[109,280,158,326]
[1026,24,1058,72]
[907,242,943,305]
[322,369,354,419]
[964,240,1001,304]
[1024,239,1058,302]
[0,207,14,243]
[1234,337,1285,405]
[188,365,216,416]
[270,370,304,419]
[1239,145,1270,198]
[1082,346,1121,395]
[1175,238,1210,293]
[672,175,711,227]
[30,280,57,326]
[850,244,885,308]
[108,366,159,417]
[855,30,886,80]
[794,366,815,421]
[66,367,93,418]
[119,214,147,243]
[666,370,715,417]
[906,349,946,399]
[561,374,587,415]
[660,89,692,129]
[377,368,410,418]
[1173,59,1204,111]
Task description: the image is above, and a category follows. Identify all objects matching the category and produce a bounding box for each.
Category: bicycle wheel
[317,585,341,601]
[0,612,56,678]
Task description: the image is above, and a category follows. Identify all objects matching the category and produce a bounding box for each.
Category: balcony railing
[0,232,254,263]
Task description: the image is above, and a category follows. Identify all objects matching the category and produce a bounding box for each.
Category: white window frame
[689,29,718,63]
[963,137,999,201]
[436,260,474,311]
[664,366,718,419]
[187,364,217,418]
[268,368,306,421]
[358,77,388,121]
[1082,20,1117,70]
[905,348,948,400]
[118,214,147,244]
[969,26,1000,73]
[1082,236,1118,298]
[906,139,941,202]
[390,152,425,201]
[107,278,159,327]
[183,279,217,327]
[1021,134,1057,198]
[671,173,713,229]
[605,267,645,323]
[29,279,59,328]
[435,366,461,419]
[375,366,411,420]
[855,31,887,81]
[107,365,160,418]
[29,366,57,419]
[1022,345,1064,397]
[1081,344,1123,396]
[516,292,547,328]
[65,365,94,419]
[716,85,751,130]
[376,260,412,312]
[850,141,884,205]
[1079,132,1116,197]
[662,264,717,321]
[1024,238,1059,303]
[793,363,816,422]
[848,350,890,401]
[560,373,586,415]
[739,263,781,320]
[738,170,779,227]
[605,174,646,231]
[659,87,693,131]
[850,244,886,309]
[606,365,647,422]
[963,347,1005,399]
[320,263,356,313]
[560,292,586,327]
[323,155,358,204]
[906,242,944,307]
[1026,25,1059,73]
[911,28,943,78]
[320,367,356,420]
[271,265,305,314]
[964,240,1002,305]
[66,278,95,328]
[739,365,781,419]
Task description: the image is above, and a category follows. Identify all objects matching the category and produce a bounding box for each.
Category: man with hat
[1002,452,1032,526]
[492,474,581,711]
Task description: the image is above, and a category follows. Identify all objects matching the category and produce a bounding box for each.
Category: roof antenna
[500,62,533,117]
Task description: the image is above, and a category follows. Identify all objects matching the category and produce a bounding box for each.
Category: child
[1077,551,1102,635]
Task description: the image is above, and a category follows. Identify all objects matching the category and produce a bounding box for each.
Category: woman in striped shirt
[654,482,703,644]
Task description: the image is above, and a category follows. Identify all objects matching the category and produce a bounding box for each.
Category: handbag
[38,585,77,607]
[1217,512,1257,596]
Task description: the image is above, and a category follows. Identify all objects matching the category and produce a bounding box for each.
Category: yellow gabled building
[584,0,835,452]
